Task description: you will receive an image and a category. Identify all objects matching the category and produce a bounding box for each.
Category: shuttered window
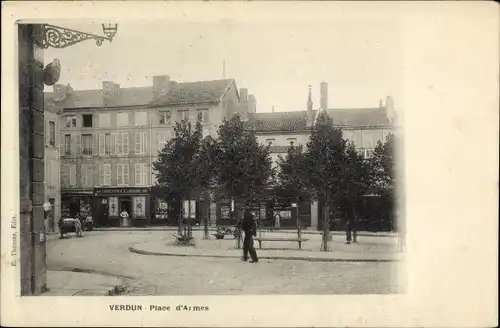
[135,132,147,154]
[99,164,111,186]
[69,164,77,186]
[117,164,129,186]
[135,163,148,186]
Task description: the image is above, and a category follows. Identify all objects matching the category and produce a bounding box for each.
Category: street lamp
[41,23,118,49]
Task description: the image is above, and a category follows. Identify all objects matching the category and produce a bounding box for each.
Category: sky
[44,19,403,113]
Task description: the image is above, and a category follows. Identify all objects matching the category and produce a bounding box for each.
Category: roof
[150,79,234,106]
[45,87,153,109]
[246,107,392,133]
[246,110,316,132]
[328,107,391,126]
[45,79,235,110]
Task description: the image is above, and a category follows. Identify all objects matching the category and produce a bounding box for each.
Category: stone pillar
[310,200,318,230]
[19,24,47,295]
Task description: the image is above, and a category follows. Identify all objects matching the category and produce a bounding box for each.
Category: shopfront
[93,187,151,227]
[61,189,94,219]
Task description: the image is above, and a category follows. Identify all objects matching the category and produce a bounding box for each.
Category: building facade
[245,82,397,230]
[44,100,61,232]
[45,76,254,227]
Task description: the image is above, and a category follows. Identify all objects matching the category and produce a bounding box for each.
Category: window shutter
[92,134,98,155]
[135,133,141,154]
[124,164,129,185]
[115,133,122,155]
[62,165,69,187]
[98,134,105,156]
[117,164,123,185]
[144,132,148,154]
[122,133,129,154]
[93,114,99,128]
[143,163,148,185]
[135,163,141,185]
[98,165,103,186]
[110,133,116,154]
[69,164,76,186]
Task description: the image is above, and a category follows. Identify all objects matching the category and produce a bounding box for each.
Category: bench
[253,237,309,250]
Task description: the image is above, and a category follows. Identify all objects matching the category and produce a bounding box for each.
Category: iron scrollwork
[41,24,118,49]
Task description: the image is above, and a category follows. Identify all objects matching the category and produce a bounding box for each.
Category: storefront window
[183,200,196,219]
[109,197,119,216]
[156,200,168,219]
[133,196,146,217]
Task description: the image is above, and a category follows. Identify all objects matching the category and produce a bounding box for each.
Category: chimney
[248,94,256,113]
[272,106,275,113]
[102,81,120,100]
[379,99,383,108]
[320,82,328,111]
[385,95,396,123]
[239,88,248,103]
[153,75,171,99]
[53,83,73,102]
[306,85,315,126]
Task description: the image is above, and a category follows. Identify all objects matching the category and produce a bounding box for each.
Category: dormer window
[65,115,77,128]
[266,138,275,146]
[287,137,297,146]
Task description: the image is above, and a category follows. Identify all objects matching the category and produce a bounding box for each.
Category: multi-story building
[45,76,254,227]
[44,94,63,232]
[244,82,397,230]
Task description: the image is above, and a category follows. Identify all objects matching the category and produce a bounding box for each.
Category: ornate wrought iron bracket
[41,24,118,49]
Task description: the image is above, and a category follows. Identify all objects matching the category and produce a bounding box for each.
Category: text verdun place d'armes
[109,305,209,312]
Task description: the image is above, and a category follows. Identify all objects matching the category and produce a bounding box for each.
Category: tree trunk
[352,204,358,243]
[187,194,192,240]
[178,198,183,235]
[203,192,210,240]
[321,198,329,252]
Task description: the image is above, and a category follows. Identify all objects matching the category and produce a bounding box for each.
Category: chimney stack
[239,88,248,104]
[385,95,396,123]
[102,81,120,100]
[307,85,314,126]
[272,106,275,113]
[320,82,328,111]
[248,94,257,113]
[153,75,171,99]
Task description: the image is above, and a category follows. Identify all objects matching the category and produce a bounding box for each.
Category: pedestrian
[241,209,258,263]
[120,209,129,227]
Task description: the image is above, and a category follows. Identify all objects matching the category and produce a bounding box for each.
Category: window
[158,131,170,152]
[69,164,77,186]
[105,133,111,154]
[135,132,147,154]
[65,115,77,128]
[274,210,292,220]
[133,196,146,217]
[82,134,92,155]
[115,133,129,155]
[98,113,111,128]
[197,109,210,124]
[265,138,275,145]
[135,111,148,126]
[202,128,209,138]
[99,133,112,156]
[117,164,129,186]
[108,197,118,216]
[81,164,94,188]
[364,149,375,159]
[177,110,189,122]
[48,121,55,146]
[135,163,148,186]
[117,113,129,127]
[82,114,93,128]
[287,137,297,146]
[159,111,171,125]
[64,134,71,155]
[99,164,111,186]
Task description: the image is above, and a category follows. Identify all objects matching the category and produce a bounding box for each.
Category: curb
[129,247,399,263]
[94,228,397,238]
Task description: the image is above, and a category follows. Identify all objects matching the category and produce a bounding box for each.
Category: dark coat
[241,210,257,236]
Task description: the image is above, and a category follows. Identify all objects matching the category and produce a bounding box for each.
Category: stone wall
[19,24,47,295]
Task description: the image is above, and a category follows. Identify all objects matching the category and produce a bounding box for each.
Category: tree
[303,111,348,251]
[275,145,312,229]
[340,143,371,243]
[214,114,273,246]
[193,134,219,239]
[369,133,396,231]
[152,115,203,242]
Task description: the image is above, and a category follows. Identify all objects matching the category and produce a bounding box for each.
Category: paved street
[47,231,404,295]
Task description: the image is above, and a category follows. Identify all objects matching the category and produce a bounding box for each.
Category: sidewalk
[129,233,402,262]
[94,226,397,237]
[43,270,125,296]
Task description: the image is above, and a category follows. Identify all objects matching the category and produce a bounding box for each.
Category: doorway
[119,197,132,227]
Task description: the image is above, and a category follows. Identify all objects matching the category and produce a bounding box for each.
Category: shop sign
[94,187,149,195]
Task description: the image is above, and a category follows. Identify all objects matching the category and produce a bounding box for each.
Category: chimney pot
[239,88,248,103]
[320,82,328,111]
[153,75,171,99]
